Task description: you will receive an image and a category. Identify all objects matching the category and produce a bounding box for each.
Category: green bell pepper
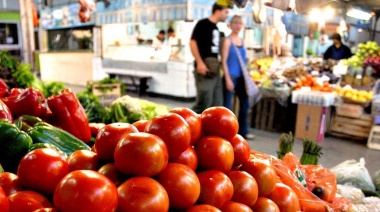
[0,119,33,173]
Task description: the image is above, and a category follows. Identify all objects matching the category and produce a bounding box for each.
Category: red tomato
[132,120,150,132]
[156,163,200,209]
[0,187,9,212]
[145,113,191,158]
[98,163,126,187]
[117,177,169,212]
[114,132,168,177]
[197,170,234,209]
[95,123,138,161]
[17,149,69,195]
[229,134,250,166]
[170,107,202,145]
[201,107,238,140]
[221,201,253,212]
[227,171,258,208]
[240,159,277,197]
[54,170,118,212]
[169,146,198,171]
[67,150,99,172]
[8,191,51,212]
[195,136,234,173]
[266,183,300,212]
[0,172,22,196]
[251,197,280,212]
[33,208,58,212]
[186,204,221,212]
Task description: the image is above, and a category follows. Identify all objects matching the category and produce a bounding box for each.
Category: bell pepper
[47,88,91,142]
[0,79,8,98]
[0,119,33,173]
[8,88,24,97]
[1,87,47,119]
[0,100,13,122]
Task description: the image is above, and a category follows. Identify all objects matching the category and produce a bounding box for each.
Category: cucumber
[28,143,67,158]
[27,122,91,156]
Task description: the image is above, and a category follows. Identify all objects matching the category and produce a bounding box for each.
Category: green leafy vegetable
[44,81,67,97]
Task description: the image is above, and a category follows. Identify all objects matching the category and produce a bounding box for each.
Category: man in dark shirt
[190,3,229,113]
[323,33,352,60]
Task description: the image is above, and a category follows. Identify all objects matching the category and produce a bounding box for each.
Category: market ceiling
[346,0,380,13]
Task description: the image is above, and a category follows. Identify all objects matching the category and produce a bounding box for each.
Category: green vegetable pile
[300,139,323,165]
[277,132,294,160]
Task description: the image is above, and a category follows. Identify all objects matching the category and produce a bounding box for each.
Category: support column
[19,0,36,69]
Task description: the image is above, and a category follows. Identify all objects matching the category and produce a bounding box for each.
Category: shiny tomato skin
[114,132,168,177]
[170,107,202,145]
[67,150,99,172]
[229,135,250,166]
[8,191,52,212]
[240,160,277,197]
[32,208,58,212]
[266,183,300,212]
[201,107,238,140]
[221,201,253,212]
[132,120,150,132]
[195,136,234,173]
[17,149,69,195]
[98,163,126,187]
[0,172,23,196]
[197,170,234,209]
[95,123,138,161]
[53,170,118,212]
[186,204,221,212]
[169,146,198,171]
[117,176,169,212]
[251,197,280,212]
[145,113,191,158]
[156,163,200,209]
[0,187,9,212]
[227,171,258,208]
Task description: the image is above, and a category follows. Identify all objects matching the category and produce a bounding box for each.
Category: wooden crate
[330,114,373,139]
[91,83,121,106]
[367,126,380,150]
[253,98,277,131]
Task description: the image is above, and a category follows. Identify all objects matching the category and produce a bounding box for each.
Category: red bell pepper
[1,87,47,119]
[8,88,24,97]
[0,79,8,98]
[47,88,91,143]
[0,100,13,122]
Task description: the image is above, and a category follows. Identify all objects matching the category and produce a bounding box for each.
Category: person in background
[317,34,331,57]
[221,15,254,140]
[323,33,352,60]
[189,2,229,113]
[168,28,180,60]
[152,30,166,49]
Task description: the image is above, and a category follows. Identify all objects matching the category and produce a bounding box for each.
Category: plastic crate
[291,90,335,107]
[367,126,380,151]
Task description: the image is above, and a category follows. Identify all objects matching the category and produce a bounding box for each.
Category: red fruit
[145,113,191,158]
[17,149,69,195]
[197,170,234,209]
[117,177,169,212]
[227,171,258,207]
[229,134,250,166]
[195,136,234,173]
[170,146,198,171]
[157,163,200,209]
[114,132,168,177]
[95,123,138,161]
[201,107,238,140]
[67,150,99,171]
[170,107,202,145]
[8,191,51,212]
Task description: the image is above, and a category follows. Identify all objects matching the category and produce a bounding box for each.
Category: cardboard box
[295,104,329,142]
[336,103,363,118]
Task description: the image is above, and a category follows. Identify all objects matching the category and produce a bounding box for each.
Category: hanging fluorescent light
[347,9,372,20]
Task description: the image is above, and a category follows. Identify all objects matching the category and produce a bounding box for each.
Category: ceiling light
[324,6,335,19]
[347,9,372,20]
[309,8,321,21]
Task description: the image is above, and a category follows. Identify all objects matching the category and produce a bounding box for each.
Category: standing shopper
[222,15,254,139]
[190,2,229,113]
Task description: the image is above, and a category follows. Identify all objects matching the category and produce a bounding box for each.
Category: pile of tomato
[0,107,303,212]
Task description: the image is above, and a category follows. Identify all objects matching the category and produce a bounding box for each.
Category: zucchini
[361,189,380,198]
[27,122,91,156]
[28,143,67,158]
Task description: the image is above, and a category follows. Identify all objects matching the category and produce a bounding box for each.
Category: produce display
[294,75,333,92]
[346,41,380,68]
[335,86,374,104]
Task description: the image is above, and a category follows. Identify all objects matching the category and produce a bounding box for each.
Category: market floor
[70,85,380,176]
